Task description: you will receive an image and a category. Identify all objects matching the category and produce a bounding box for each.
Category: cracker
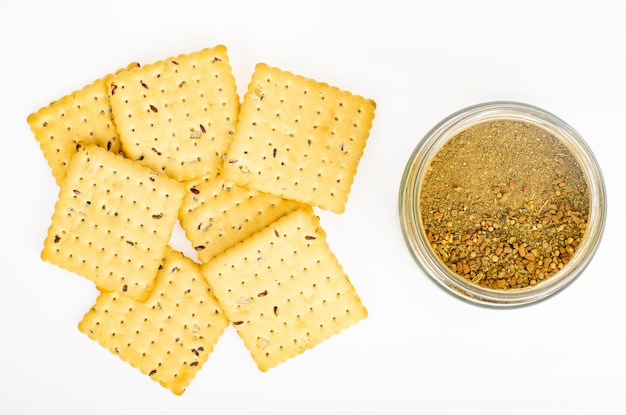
[201,207,367,371]
[78,247,229,395]
[222,63,376,213]
[109,45,239,181]
[179,174,303,263]
[41,145,184,301]
[27,63,139,186]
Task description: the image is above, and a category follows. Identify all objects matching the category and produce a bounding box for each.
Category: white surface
[1,1,625,414]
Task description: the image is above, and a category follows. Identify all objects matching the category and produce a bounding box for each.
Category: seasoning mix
[419,119,589,290]
[399,102,606,306]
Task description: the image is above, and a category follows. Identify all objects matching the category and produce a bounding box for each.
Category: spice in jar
[419,119,590,290]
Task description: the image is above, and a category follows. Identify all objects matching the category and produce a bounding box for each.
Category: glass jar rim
[398,101,607,307]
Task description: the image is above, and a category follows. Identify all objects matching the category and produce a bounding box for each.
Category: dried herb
[419,120,590,290]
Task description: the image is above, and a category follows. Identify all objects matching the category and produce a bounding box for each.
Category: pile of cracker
[27,45,375,395]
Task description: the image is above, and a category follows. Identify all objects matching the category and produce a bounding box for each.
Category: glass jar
[398,101,606,307]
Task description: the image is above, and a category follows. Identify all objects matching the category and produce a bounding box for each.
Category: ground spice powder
[419,119,590,290]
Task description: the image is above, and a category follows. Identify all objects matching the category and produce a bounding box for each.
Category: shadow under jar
[398,102,606,307]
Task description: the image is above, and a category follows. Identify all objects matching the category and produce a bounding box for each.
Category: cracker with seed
[42,145,184,301]
[27,63,139,186]
[109,45,239,182]
[179,174,303,262]
[201,207,367,371]
[79,247,229,395]
[222,63,376,213]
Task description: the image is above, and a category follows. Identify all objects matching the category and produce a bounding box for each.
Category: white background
[1,1,625,414]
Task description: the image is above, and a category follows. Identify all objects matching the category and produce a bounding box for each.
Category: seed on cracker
[222,63,376,213]
[109,45,239,182]
[41,145,184,301]
[179,174,303,263]
[27,63,139,186]
[202,207,367,371]
[79,247,229,395]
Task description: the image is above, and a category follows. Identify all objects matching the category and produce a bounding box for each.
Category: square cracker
[179,174,303,263]
[201,207,367,371]
[222,63,376,213]
[79,247,229,395]
[27,63,139,186]
[42,145,184,302]
[109,45,239,182]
